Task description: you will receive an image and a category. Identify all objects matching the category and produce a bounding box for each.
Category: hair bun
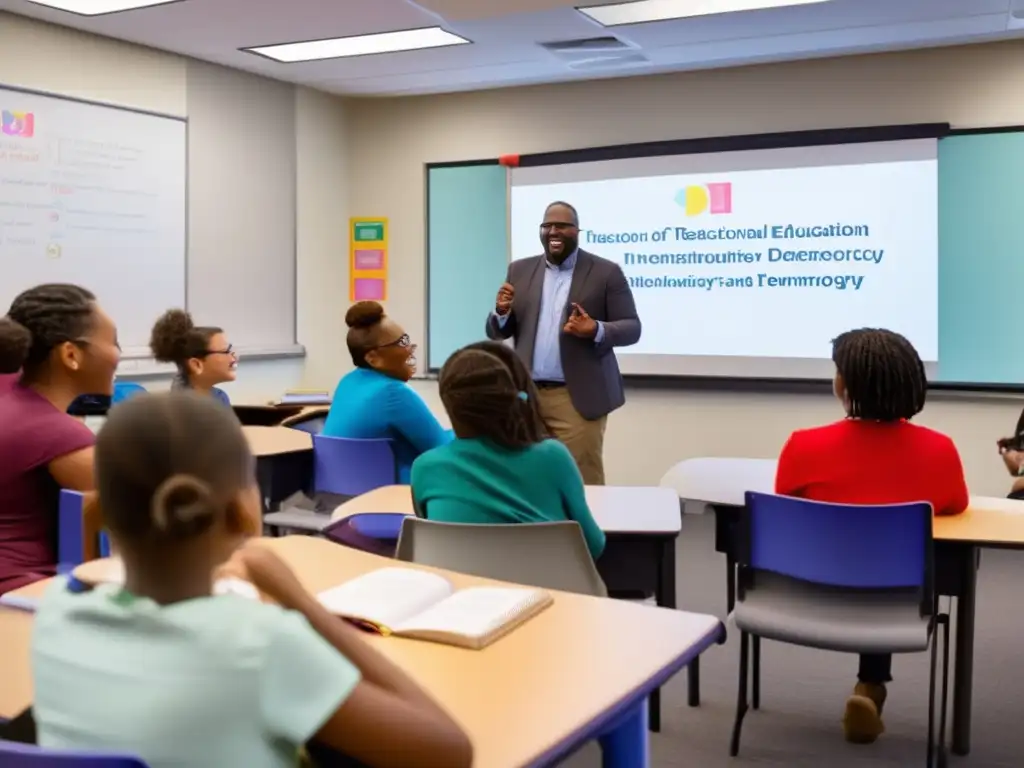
[345,301,384,329]
[150,308,195,363]
[0,316,32,374]
[150,474,216,539]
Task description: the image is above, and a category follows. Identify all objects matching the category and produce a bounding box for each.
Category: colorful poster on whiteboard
[349,218,388,302]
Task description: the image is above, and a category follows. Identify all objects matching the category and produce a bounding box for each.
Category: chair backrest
[312,435,397,496]
[58,491,110,569]
[57,490,86,570]
[323,513,406,558]
[0,742,147,767]
[289,415,326,435]
[395,518,607,597]
[111,382,146,404]
[740,492,932,592]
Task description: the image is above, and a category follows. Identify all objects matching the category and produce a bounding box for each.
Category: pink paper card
[354,249,384,270]
[353,278,385,301]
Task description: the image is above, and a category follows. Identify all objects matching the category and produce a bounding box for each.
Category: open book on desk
[318,567,553,650]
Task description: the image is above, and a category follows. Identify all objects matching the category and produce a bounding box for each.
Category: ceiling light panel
[243,27,471,63]
[578,0,830,26]
[25,0,183,15]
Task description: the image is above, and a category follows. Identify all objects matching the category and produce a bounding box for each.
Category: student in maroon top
[0,284,121,595]
[775,328,968,746]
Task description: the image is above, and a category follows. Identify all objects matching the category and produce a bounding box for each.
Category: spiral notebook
[317,567,553,650]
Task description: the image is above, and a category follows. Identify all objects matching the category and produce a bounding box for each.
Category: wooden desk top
[331,485,682,535]
[242,426,312,457]
[934,496,1024,547]
[278,407,329,427]
[0,537,721,767]
[234,404,328,428]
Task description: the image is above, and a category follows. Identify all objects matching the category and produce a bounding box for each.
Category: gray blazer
[485,250,641,420]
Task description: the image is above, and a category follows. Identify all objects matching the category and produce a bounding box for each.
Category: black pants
[858,654,893,683]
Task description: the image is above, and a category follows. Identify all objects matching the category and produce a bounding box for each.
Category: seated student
[995,408,1024,499]
[774,327,968,746]
[0,284,120,595]
[31,391,472,768]
[411,341,605,561]
[150,308,235,406]
[325,302,451,483]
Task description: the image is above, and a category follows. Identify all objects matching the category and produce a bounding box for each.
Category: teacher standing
[485,201,641,485]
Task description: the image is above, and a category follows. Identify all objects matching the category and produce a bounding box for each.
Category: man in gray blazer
[485,201,641,484]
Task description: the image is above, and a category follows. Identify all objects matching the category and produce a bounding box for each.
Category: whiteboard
[0,86,186,356]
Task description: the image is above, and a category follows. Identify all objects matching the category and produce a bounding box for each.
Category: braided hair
[832,328,926,421]
[0,284,97,378]
[438,341,548,449]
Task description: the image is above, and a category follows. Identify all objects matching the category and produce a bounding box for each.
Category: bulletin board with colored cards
[349,218,388,301]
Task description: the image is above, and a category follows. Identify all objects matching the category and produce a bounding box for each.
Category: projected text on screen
[511,152,938,363]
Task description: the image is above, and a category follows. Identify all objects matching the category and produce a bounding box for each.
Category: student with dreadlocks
[410,341,605,560]
[775,327,968,746]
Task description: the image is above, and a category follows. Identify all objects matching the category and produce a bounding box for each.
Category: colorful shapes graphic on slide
[675,182,732,216]
[1,110,34,138]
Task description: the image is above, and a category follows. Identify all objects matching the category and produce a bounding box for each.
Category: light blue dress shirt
[496,250,604,382]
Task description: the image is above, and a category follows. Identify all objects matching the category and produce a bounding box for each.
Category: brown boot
[843,683,887,744]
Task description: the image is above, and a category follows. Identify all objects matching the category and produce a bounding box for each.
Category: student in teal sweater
[324,302,452,483]
[410,341,605,560]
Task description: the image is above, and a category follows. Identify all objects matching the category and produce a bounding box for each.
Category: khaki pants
[536,386,607,485]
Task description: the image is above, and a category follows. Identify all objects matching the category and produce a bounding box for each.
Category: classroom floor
[564,512,1023,767]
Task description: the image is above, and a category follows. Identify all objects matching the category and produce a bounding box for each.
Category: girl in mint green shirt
[31,390,471,768]
[411,342,605,560]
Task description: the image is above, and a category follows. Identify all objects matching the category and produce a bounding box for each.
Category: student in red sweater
[775,328,968,746]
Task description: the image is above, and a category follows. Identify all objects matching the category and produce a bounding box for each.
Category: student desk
[0,536,724,768]
[243,426,313,514]
[668,455,1023,757]
[234,404,329,427]
[332,484,689,729]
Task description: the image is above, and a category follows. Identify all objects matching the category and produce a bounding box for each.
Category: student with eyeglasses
[323,301,451,483]
[0,283,121,594]
[150,309,236,406]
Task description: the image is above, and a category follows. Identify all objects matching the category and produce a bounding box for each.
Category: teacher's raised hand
[495,282,515,316]
[563,303,597,339]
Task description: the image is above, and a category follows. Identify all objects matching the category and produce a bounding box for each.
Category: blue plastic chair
[57,490,109,574]
[312,435,397,495]
[263,436,397,535]
[111,382,146,405]
[288,415,326,435]
[0,741,147,766]
[729,492,948,765]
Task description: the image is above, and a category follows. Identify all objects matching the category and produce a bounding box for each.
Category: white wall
[346,41,1024,494]
[0,12,349,404]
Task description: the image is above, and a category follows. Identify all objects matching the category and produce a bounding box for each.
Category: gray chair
[395,518,607,597]
[729,492,949,766]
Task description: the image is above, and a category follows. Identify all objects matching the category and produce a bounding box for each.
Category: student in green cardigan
[410,341,605,561]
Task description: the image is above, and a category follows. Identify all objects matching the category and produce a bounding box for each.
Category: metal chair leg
[926,617,939,768]
[752,636,761,710]
[937,613,951,768]
[688,657,700,707]
[729,631,750,756]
